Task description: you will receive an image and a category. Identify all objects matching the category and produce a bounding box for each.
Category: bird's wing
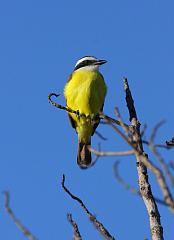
[67,113,77,130]
[91,103,104,136]
[65,73,77,132]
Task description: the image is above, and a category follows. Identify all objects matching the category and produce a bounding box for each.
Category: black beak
[94,59,107,65]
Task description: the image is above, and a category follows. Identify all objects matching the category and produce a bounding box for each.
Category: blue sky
[0,0,174,239]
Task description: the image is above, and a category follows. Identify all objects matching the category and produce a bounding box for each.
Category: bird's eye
[84,60,89,66]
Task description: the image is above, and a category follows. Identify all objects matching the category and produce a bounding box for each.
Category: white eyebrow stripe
[75,56,98,67]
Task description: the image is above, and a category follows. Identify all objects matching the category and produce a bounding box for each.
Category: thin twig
[89,147,135,157]
[166,138,174,147]
[101,114,132,147]
[89,143,101,167]
[100,113,129,128]
[149,121,166,143]
[149,122,174,187]
[113,161,140,194]
[48,93,80,115]
[140,124,147,138]
[114,107,130,135]
[62,175,115,240]
[4,191,37,240]
[95,130,107,141]
[67,213,82,240]
[48,92,127,127]
[143,140,172,150]
[113,161,169,207]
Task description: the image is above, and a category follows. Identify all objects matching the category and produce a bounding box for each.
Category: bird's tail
[77,138,91,168]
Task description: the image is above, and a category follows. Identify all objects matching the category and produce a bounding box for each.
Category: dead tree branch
[62,175,115,240]
[4,191,37,240]
[98,110,174,214]
[123,78,164,240]
[149,122,174,187]
[89,147,134,157]
[166,137,174,147]
[95,130,107,141]
[48,92,126,127]
[113,161,169,207]
[143,140,172,150]
[48,93,80,115]
[49,83,173,239]
[67,213,82,240]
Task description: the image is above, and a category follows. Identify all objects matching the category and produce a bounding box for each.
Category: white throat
[75,65,99,72]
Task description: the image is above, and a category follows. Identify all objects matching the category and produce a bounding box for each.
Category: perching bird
[64,56,107,168]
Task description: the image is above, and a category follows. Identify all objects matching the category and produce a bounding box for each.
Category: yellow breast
[64,70,107,117]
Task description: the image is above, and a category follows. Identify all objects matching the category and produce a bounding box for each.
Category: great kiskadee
[64,56,107,168]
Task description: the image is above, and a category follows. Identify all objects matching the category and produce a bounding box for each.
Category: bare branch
[101,113,128,128]
[123,78,164,240]
[89,147,134,157]
[140,124,147,137]
[101,114,132,147]
[48,93,80,115]
[143,140,172,150]
[62,175,115,240]
[113,161,169,207]
[95,130,107,141]
[113,161,140,194]
[148,123,174,187]
[67,213,82,240]
[89,143,101,167]
[166,138,174,147]
[48,92,127,127]
[114,107,130,135]
[101,111,174,214]
[138,154,174,210]
[149,121,166,143]
[4,191,37,240]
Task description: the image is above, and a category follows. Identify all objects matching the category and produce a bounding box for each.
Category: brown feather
[77,138,91,168]
[91,103,104,136]
[68,113,77,130]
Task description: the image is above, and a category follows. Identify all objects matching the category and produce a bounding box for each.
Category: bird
[64,56,107,168]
